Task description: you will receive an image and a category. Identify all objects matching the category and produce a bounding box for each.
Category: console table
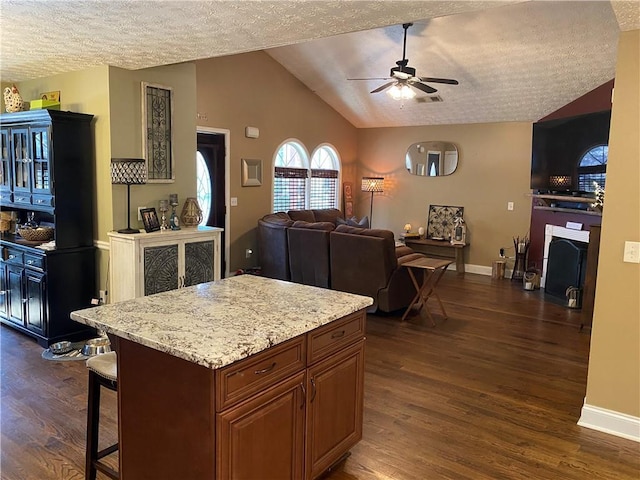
[71,275,373,480]
[404,238,467,273]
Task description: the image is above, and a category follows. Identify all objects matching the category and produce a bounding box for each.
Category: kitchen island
[71,275,373,480]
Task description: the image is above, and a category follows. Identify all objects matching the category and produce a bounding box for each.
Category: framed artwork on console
[427,205,464,240]
[141,207,161,233]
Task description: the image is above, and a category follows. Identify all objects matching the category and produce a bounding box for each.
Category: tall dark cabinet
[0,109,96,346]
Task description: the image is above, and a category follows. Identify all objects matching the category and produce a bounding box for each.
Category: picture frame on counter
[141,207,161,233]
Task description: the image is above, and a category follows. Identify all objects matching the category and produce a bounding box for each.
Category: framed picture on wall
[343,181,354,216]
[142,82,174,183]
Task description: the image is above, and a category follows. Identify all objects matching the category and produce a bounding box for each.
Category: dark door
[197,132,226,277]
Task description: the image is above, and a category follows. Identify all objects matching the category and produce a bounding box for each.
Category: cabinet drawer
[24,254,44,271]
[0,191,12,203]
[307,311,365,365]
[32,195,53,207]
[216,336,306,411]
[4,248,23,266]
[13,194,31,205]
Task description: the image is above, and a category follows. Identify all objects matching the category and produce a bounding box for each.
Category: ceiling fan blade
[347,77,393,81]
[411,82,438,94]
[370,81,396,93]
[419,77,459,85]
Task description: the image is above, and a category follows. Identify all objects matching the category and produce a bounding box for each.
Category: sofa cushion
[291,220,335,231]
[312,209,343,224]
[259,212,294,227]
[287,210,316,222]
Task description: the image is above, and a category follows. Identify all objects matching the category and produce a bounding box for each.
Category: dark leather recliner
[257,212,294,280]
[329,224,424,312]
[287,221,334,288]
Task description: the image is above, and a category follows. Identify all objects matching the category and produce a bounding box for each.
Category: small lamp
[549,175,572,190]
[361,176,384,227]
[111,158,147,234]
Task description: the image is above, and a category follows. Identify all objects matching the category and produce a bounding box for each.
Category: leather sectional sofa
[257,209,425,312]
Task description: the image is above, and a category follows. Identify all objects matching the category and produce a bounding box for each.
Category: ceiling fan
[349,23,459,99]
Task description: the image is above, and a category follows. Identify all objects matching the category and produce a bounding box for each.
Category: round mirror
[406,141,459,176]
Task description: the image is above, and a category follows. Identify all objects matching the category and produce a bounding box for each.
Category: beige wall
[357,123,533,267]
[195,51,358,271]
[11,67,113,293]
[585,30,640,418]
[108,64,198,235]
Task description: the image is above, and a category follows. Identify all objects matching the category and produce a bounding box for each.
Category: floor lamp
[361,176,384,227]
[111,158,147,234]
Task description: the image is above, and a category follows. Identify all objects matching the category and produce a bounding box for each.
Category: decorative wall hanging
[343,181,354,217]
[242,158,262,186]
[426,205,464,240]
[142,82,174,183]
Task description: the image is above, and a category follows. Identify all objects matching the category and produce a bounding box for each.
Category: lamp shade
[111,158,147,185]
[549,175,572,189]
[361,177,384,193]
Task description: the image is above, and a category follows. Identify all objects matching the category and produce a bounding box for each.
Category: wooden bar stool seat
[85,351,119,480]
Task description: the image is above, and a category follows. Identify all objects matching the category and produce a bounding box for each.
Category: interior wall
[11,67,112,295]
[108,63,198,235]
[195,51,358,272]
[356,122,533,268]
[585,30,639,418]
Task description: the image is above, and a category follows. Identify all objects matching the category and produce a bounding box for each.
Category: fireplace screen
[545,237,588,303]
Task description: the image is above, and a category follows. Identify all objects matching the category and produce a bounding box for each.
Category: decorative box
[29,99,61,110]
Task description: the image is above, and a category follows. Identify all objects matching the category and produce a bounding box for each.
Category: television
[530,110,611,193]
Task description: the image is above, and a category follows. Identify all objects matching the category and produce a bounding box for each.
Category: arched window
[273,140,309,212]
[309,145,341,209]
[196,151,211,225]
[578,145,607,192]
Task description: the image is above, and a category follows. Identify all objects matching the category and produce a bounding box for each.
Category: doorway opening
[197,128,230,277]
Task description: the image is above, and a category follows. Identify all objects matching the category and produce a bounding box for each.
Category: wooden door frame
[197,126,230,278]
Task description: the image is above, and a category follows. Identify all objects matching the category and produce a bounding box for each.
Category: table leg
[401,268,422,322]
[455,249,465,274]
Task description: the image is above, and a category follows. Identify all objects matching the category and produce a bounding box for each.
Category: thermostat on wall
[245,126,259,139]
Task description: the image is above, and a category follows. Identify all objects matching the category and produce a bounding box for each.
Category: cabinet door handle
[254,362,276,375]
[26,260,34,265]
[8,254,15,260]
[310,378,317,403]
[299,382,306,409]
[22,298,28,304]
[331,330,346,339]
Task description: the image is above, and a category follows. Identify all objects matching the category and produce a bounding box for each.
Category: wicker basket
[17,227,54,242]
[0,218,11,233]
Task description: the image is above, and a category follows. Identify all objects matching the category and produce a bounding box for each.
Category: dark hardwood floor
[1,272,638,479]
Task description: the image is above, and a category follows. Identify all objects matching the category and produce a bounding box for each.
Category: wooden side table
[401,257,453,324]
[404,239,467,273]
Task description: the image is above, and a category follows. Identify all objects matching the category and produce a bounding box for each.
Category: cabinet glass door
[0,129,10,192]
[144,244,179,295]
[30,126,51,194]
[11,127,31,198]
[7,265,24,326]
[184,240,214,287]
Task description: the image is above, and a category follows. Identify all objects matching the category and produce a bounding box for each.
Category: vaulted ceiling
[1,1,638,127]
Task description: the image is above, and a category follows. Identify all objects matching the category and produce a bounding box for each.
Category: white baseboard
[94,239,109,251]
[463,264,513,279]
[578,403,640,442]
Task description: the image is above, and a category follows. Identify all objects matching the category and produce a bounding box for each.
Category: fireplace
[541,225,591,304]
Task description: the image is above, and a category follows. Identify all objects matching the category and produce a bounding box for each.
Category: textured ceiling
[1,0,638,127]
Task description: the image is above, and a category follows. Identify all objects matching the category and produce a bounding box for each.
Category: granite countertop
[70,275,373,370]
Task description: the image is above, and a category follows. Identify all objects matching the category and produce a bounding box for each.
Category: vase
[180,197,203,227]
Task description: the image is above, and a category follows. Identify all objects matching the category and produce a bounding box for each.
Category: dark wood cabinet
[217,372,306,480]
[581,224,601,330]
[0,109,96,346]
[306,340,365,479]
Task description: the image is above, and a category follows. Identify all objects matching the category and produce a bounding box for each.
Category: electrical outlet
[99,290,108,304]
[623,241,640,263]
[245,248,253,259]
[137,207,147,221]
[507,201,514,211]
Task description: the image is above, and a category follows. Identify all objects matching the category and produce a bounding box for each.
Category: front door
[197,132,226,276]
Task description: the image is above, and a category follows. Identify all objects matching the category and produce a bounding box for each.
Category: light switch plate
[137,206,147,221]
[230,197,238,207]
[623,241,640,263]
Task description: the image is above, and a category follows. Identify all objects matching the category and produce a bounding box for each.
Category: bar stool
[85,351,119,480]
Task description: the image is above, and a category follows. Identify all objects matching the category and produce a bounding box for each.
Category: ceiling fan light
[388,84,403,100]
[401,84,415,99]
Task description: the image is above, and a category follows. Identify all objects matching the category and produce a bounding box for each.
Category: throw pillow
[347,216,369,229]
